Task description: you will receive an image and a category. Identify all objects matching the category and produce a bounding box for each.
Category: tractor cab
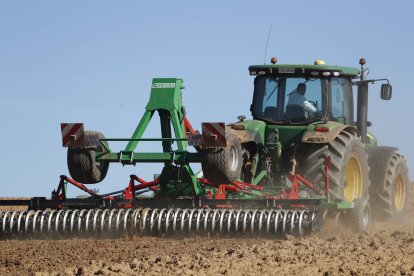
[249,59,359,125]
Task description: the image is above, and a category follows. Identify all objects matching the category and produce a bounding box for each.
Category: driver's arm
[303,101,317,113]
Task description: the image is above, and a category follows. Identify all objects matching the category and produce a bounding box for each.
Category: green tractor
[201,57,410,223]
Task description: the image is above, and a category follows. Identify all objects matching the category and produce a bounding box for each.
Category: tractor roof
[248,64,360,78]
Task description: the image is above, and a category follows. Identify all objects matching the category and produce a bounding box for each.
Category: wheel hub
[393,173,405,211]
[344,156,363,202]
[229,146,239,171]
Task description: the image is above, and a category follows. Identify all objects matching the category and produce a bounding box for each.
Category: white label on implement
[278,67,295,74]
[152,83,176,89]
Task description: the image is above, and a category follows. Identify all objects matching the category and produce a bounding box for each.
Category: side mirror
[381,84,392,100]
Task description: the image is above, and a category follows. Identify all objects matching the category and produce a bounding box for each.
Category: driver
[287,83,317,113]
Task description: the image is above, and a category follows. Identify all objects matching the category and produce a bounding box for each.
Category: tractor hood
[265,121,357,148]
[301,121,354,143]
[227,119,266,145]
[228,119,355,148]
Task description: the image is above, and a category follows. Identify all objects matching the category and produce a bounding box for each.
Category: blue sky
[1,1,413,196]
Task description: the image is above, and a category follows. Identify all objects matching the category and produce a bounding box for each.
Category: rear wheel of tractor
[301,130,369,201]
[348,198,371,233]
[201,134,243,184]
[67,131,109,184]
[367,147,409,220]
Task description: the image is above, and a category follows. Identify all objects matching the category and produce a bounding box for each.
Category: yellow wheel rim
[344,156,363,201]
[393,174,405,211]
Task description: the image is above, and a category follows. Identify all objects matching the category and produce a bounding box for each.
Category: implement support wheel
[201,134,243,184]
[349,198,371,232]
[67,131,109,184]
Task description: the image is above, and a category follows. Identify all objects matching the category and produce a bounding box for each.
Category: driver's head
[297,83,306,95]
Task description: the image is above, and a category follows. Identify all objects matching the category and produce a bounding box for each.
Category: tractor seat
[285,105,306,122]
[264,106,279,121]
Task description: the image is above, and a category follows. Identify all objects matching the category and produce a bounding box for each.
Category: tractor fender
[301,123,357,144]
[226,125,262,145]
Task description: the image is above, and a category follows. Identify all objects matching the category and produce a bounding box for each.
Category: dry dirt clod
[226,249,235,256]
[285,235,295,241]
[75,267,85,276]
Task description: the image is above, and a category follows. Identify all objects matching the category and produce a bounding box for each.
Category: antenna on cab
[263,25,272,65]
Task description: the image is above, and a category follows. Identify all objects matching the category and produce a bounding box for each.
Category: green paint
[146,78,184,111]
[241,119,266,144]
[367,132,378,147]
[321,200,354,210]
[170,109,188,151]
[95,78,203,197]
[252,170,267,185]
[97,151,201,163]
[266,125,306,147]
[124,110,153,152]
[156,165,203,197]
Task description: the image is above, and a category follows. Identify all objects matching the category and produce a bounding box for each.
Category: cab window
[330,77,352,124]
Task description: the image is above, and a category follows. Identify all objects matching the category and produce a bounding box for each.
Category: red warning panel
[61,123,85,147]
[202,122,226,147]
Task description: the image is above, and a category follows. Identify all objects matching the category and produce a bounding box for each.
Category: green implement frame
[91,77,353,212]
[97,78,203,197]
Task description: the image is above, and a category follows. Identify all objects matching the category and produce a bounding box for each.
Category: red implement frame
[52,175,160,209]
[198,156,332,202]
[51,156,332,209]
[184,117,197,136]
[52,175,99,201]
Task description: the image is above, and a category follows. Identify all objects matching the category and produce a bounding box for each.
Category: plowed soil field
[1,202,414,275]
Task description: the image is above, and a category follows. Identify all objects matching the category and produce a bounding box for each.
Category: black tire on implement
[367,147,409,220]
[348,198,371,232]
[201,134,243,184]
[67,131,109,184]
[301,130,369,201]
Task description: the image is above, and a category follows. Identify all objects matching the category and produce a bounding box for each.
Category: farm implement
[0,58,410,239]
